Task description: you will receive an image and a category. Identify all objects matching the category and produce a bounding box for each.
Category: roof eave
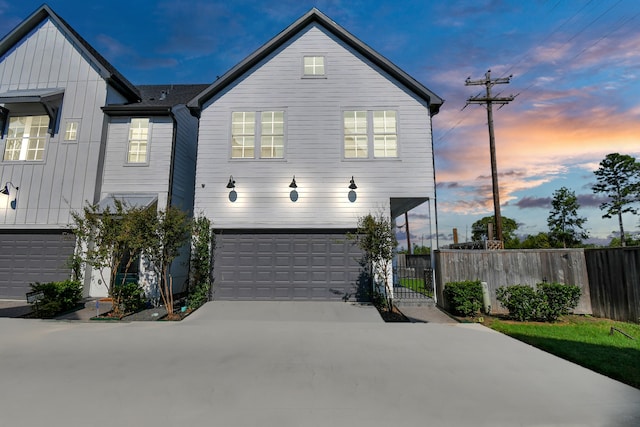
[0,5,140,103]
[188,8,444,114]
[101,105,172,116]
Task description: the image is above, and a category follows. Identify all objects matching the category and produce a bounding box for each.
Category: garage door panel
[214,232,367,301]
[0,232,75,300]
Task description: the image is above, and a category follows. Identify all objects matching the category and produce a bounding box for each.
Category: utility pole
[465,70,515,245]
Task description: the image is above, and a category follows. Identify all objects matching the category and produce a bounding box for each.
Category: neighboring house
[0,5,204,299]
[188,9,443,301]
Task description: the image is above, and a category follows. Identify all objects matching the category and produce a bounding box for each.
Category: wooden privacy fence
[584,247,640,323]
[434,249,592,315]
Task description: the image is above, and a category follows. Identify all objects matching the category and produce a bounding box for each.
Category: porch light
[0,181,18,209]
[289,175,298,202]
[348,176,357,202]
[226,175,237,202]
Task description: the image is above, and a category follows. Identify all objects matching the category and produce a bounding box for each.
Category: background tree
[592,153,640,247]
[471,215,519,248]
[519,232,552,249]
[547,187,588,248]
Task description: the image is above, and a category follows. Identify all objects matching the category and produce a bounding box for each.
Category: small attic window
[303,56,325,77]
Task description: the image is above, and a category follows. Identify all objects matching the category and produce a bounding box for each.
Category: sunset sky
[2,1,639,247]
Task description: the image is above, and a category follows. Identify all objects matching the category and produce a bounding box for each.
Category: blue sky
[2,0,639,246]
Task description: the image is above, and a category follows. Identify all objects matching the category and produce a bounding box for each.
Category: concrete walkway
[0,301,638,427]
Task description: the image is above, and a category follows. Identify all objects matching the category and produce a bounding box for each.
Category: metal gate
[393,254,433,299]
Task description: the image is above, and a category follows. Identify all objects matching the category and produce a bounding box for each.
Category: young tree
[592,153,640,247]
[349,212,398,308]
[519,232,552,249]
[547,187,588,248]
[471,215,519,248]
[144,207,191,319]
[72,201,153,317]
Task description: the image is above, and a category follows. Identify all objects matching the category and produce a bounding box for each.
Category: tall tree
[547,187,588,248]
[471,215,519,248]
[592,153,640,247]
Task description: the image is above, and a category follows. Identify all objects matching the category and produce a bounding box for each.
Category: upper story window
[373,111,397,157]
[231,111,285,159]
[64,120,80,142]
[127,118,149,164]
[344,110,398,159]
[344,111,368,158]
[303,56,325,77]
[3,115,49,161]
[231,112,255,159]
[261,111,284,158]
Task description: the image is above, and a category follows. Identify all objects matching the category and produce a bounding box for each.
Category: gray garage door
[0,231,75,299]
[214,231,369,301]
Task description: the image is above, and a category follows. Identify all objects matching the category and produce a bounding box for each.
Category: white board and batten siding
[100,116,175,210]
[195,24,436,229]
[0,18,110,227]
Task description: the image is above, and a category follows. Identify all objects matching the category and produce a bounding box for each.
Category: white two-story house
[0,5,203,299]
[188,9,443,301]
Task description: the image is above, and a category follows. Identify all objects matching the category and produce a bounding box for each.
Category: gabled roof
[0,4,140,103]
[188,8,444,116]
[102,84,209,116]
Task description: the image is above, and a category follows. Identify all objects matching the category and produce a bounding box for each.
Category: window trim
[125,117,151,166]
[230,110,287,160]
[302,55,327,79]
[342,109,399,160]
[62,119,81,143]
[2,114,50,162]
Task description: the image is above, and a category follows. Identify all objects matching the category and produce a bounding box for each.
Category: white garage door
[214,231,369,301]
[0,231,75,299]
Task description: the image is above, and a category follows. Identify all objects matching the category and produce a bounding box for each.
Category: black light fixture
[289,175,298,202]
[349,176,357,190]
[226,175,237,202]
[1,181,19,210]
[348,176,357,203]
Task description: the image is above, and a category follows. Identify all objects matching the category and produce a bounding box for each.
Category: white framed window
[344,111,368,158]
[127,118,149,164]
[260,111,284,158]
[231,111,285,159]
[303,56,325,77]
[343,110,398,159]
[3,115,49,161]
[373,111,397,158]
[63,120,80,142]
[231,112,255,159]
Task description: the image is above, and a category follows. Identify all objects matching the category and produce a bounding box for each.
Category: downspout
[167,109,178,210]
[429,108,439,304]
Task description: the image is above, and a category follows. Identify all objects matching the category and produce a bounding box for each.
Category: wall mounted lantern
[348,176,357,202]
[0,181,19,209]
[289,175,298,202]
[226,175,237,202]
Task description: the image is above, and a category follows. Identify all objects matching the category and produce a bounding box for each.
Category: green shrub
[113,281,146,314]
[537,282,581,321]
[30,280,82,318]
[443,280,483,317]
[496,285,541,321]
[496,283,581,321]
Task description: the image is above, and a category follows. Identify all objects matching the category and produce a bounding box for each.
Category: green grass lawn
[488,316,640,389]
[398,278,433,297]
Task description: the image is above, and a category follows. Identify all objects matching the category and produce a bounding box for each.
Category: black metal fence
[393,254,433,299]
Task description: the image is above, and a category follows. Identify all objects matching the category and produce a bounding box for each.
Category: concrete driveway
[0,301,638,427]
